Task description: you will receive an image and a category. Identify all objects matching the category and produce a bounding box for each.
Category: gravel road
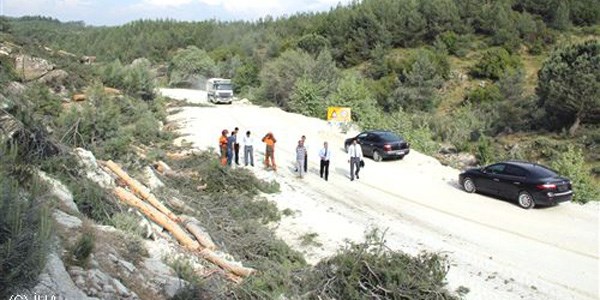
[163,88,599,300]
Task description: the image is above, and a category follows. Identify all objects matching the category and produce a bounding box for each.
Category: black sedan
[344,130,410,161]
[458,161,573,209]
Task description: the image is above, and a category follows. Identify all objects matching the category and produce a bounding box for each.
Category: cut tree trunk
[115,187,255,277]
[114,187,199,250]
[104,160,180,222]
[181,215,217,250]
[568,115,581,136]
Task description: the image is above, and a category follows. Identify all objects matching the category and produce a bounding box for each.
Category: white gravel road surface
[163,88,599,300]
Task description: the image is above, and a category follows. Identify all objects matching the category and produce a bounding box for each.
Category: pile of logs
[100,160,254,280]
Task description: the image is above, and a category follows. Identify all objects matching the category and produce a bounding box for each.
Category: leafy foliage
[168,46,217,88]
[299,229,457,299]
[551,145,600,203]
[470,47,522,80]
[537,40,600,134]
[0,146,52,298]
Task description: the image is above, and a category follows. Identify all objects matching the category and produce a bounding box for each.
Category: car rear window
[378,132,403,142]
[529,165,558,178]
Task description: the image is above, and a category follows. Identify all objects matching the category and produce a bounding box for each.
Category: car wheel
[398,155,405,160]
[373,150,382,162]
[463,177,476,193]
[517,191,535,209]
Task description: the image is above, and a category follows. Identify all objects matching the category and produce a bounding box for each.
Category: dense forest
[1,0,599,201]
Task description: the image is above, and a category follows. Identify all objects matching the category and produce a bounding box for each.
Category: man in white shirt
[242,131,254,167]
[319,141,331,181]
[347,138,363,181]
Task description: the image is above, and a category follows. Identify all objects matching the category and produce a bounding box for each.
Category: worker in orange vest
[262,132,277,171]
[219,129,229,166]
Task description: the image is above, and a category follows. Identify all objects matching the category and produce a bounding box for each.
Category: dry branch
[104,160,179,222]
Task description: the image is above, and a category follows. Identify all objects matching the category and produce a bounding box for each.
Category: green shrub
[465,84,503,104]
[69,232,95,267]
[0,148,52,297]
[68,178,121,224]
[551,145,600,203]
[299,229,457,299]
[110,212,146,237]
[470,47,522,80]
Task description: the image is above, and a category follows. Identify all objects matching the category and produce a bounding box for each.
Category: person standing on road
[348,138,363,181]
[262,132,277,171]
[295,135,308,173]
[233,127,241,165]
[295,139,307,178]
[319,141,331,181]
[227,131,236,166]
[219,129,229,166]
[242,130,255,167]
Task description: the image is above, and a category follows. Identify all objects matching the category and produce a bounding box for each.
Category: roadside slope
[164,89,599,300]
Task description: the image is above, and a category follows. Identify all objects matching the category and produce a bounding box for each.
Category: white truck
[206,78,234,104]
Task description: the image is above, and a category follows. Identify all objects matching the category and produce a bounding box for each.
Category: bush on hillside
[537,40,600,135]
[298,229,458,299]
[465,84,502,104]
[470,47,522,80]
[551,145,600,203]
[0,146,52,298]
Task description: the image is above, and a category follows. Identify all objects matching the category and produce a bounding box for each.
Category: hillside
[0,0,599,298]
[3,1,599,190]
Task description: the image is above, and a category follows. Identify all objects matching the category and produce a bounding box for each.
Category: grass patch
[0,146,53,298]
[67,227,95,268]
[299,232,322,247]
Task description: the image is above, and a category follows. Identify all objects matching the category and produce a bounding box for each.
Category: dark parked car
[344,130,410,161]
[458,161,573,209]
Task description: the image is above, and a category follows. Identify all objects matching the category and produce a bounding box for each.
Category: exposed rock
[0,108,21,142]
[80,55,96,64]
[163,276,188,298]
[5,81,27,96]
[52,209,83,229]
[38,171,79,213]
[438,143,458,155]
[72,268,139,299]
[37,69,69,85]
[74,148,114,188]
[436,152,478,170]
[238,98,252,105]
[28,252,92,299]
[142,166,164,190]
[0,93,11,109]
[14,54,55,81]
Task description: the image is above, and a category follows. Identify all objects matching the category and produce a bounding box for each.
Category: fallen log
[199,248,254,277]
[181,215,216,250]
[115,187,255,277]
[154,160,176,177]
[114,187,199,250]
[72,94,86,102]
[104,160,179,222]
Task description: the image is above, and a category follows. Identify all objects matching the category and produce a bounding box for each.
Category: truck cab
[206,78,234,104]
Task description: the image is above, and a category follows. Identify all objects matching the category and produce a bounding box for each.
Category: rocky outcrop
[68,266,139,300]
[52,209,83,230]
[436,152,478,170]
[142,166,164,190]
[39,171,79,213]
[4,81,27,96]
[74,148,114,189]
[28,252,92,300]
[14,54,55,81]
[37,69,69,85]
